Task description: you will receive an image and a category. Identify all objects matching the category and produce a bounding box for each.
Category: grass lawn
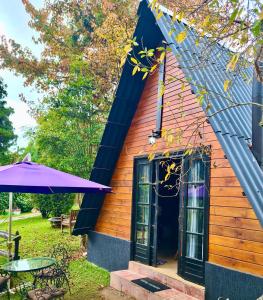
[0,216,110,299]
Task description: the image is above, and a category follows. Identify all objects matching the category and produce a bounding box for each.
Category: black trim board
[87,231,131,271]
[205,262,263,300]
[73,0,164,235]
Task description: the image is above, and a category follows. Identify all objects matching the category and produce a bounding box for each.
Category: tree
[0,78,16,164]
[0,0,137,109]
[23,61,104,178]
[0,0,137,180]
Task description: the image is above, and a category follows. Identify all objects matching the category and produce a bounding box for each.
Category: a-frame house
[74,1,263,299]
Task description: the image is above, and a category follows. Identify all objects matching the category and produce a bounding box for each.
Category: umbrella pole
[8,192,13,261]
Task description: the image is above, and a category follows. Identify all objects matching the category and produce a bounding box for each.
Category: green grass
[0,216,110,299]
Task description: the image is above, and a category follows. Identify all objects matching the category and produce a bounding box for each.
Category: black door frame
[130,152,182,265]
[178,153,210,285]
[130,150,210,285]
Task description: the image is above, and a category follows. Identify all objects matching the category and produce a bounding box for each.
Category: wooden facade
[95,51,263,277]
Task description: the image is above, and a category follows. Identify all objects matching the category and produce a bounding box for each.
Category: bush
[32,194,74,218]
[14,194,34,213]
[0,193,8,214]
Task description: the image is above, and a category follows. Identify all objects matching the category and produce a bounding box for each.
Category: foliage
[0,0,137,107]
[13,194,34,213]
[0,216,110,300]
[24,64,104,178]
[0,78,16,164]
[0,1,138,181]
[0,193,34,215]
[32,193,74,218]
[0,193,8,214]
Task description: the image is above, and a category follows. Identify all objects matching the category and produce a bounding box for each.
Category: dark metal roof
[74,0,263,235]
[153,8,263,226]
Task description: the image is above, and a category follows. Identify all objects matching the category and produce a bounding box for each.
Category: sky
[0,0,43,148]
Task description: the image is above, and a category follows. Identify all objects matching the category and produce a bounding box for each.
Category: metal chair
[0,271,10,300]
[27,275,66,300]
[34,245,71,293]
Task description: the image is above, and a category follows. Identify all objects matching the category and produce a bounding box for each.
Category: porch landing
[110,261,205,300]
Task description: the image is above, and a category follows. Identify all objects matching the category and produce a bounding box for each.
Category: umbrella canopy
[0,160,111,260]
[0,161,111,194]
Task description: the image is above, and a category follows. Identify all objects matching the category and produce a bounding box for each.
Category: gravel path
[0,212,41,223]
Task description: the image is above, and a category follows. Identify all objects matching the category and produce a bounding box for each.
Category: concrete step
[128,261,205,300]
[110,269,200,300]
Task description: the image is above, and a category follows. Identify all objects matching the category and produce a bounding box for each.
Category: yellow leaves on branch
[148,152,155,161]
[156,10,164,20]
[150,64,157,73]
[175,31,187,44]
[223,79,231,92]
[226,53,240,72]
[130,57,138,64]
[159,51,166,63]
[172,11,184,23]
[132,65,140,76]
[158,81,165,98]
[163,150,170,158]
[184,148,193,156]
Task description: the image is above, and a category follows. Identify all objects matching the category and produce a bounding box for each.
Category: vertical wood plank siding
[95,52,263,277]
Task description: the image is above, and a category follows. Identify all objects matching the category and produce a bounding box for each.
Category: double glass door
[132,155,209,285]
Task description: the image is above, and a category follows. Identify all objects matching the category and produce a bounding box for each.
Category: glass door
[178,155,210,285]
[133,159,153,264]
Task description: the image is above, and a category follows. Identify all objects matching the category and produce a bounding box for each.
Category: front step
[110,261,205,300]
[129,261,205,299]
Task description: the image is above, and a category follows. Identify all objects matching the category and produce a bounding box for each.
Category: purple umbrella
[0,161,111,194]
[0,159,111,258]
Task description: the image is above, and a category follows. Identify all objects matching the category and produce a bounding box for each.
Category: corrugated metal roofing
[153,6,263,225]
[74,0,263,234]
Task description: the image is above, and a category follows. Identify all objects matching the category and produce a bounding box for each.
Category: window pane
[136,225,148,246]
[187,209,204,234]
[138,185,150,204]
[187,184,205,208]
[186,234,203,260]
[137,205,149,225]
[139,164,149,183]
[189,159,204,182]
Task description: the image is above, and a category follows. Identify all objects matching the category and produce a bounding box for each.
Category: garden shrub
[0,193,8,214]
[32,193,74,218]
[14,194,34,213]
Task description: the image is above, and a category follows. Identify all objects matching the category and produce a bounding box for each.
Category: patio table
[1,257,56,273]
[1,257,56,298]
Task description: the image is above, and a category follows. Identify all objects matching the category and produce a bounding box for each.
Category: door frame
[130,157,154,264]
[177,153,211,285]
[130,150,210,285]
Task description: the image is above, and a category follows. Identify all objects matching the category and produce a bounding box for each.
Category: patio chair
[27,275,66,300]
[34,244,71,293]
[61,210,79,235]
[0,271,10,300]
